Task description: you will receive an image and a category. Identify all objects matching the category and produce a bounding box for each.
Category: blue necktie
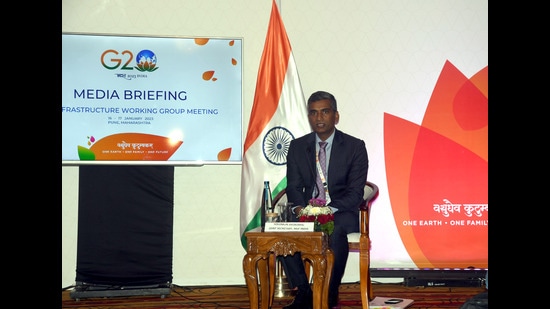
[316,141,327,200]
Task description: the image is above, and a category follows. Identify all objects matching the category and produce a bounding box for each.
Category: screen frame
[62,32,243,166]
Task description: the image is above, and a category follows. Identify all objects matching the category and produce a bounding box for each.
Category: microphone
[306,146,320,198]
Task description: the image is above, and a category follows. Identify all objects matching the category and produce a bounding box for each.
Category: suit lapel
[327,130,343,176]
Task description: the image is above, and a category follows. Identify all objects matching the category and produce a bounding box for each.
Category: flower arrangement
[297,198,334,235]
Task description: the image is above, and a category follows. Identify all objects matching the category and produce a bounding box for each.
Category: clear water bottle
[261,180,275,231]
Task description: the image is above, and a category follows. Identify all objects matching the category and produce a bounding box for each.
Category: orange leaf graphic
[217,148,232,161]
[202,71,215,81]
[194,38,209,45]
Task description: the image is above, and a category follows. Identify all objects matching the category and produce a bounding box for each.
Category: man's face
[307,99,339,140]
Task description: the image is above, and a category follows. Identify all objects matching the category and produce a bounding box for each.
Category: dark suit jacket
[286,129,369,223]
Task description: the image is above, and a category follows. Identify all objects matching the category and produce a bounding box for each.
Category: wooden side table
[243,231,334,309]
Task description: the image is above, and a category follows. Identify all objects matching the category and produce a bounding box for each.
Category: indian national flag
[239,0,310,249]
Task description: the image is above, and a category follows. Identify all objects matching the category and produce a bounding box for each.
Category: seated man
[281,90,369,309]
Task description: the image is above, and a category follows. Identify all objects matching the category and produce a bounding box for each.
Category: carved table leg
[243,253,260,309]
[257,257,270,309]
[323,249,334,309]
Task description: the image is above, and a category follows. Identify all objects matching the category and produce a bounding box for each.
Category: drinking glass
[277,202,293,222]
[265,211,279,223]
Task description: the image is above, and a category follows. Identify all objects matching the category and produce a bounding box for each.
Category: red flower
[316,214,334,224]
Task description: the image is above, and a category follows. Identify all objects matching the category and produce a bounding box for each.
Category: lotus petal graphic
[384,60,488,268]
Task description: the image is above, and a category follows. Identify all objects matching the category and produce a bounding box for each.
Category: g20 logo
[101,49,159,72]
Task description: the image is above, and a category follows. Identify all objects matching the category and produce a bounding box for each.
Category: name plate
[264,222,314,232]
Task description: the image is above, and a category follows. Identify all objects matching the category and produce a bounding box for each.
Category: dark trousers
[280,211,359,299]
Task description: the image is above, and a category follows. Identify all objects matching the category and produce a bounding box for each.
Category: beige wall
[62,0,488,288]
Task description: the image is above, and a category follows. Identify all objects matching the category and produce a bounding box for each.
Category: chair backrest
[272,188,287,206]
[353,181,379,245]
[361,181,379,212]
[348,181,379,249]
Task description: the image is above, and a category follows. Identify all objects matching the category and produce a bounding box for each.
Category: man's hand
[292,206,304,215]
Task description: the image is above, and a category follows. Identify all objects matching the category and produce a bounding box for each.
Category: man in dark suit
[281,90,369,309]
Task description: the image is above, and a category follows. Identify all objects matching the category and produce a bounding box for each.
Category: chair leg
[359,235,371,309]
[367,274,373,301]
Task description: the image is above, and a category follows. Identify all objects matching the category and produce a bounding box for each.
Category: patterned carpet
[61,282,487,309]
